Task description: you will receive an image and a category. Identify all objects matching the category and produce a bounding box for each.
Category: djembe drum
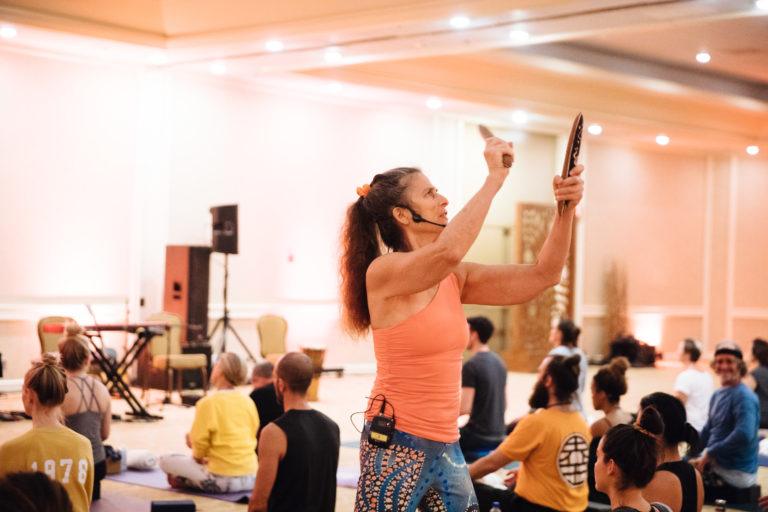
[300,347,325,401]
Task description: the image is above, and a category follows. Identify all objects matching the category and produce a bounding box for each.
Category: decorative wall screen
[505,203,577,372]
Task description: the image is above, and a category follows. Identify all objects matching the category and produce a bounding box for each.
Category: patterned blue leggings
[355,424,479,512]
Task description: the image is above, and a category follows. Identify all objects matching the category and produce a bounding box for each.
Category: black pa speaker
[210,204,238,254]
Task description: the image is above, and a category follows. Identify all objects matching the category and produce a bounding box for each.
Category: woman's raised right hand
[483,136,514,184]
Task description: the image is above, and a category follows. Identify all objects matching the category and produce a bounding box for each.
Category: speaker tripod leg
[224,322,257,363]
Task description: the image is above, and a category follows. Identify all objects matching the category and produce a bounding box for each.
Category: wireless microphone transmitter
[369,414,395,448]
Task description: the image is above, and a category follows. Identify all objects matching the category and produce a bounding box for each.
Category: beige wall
[580,143,768,358]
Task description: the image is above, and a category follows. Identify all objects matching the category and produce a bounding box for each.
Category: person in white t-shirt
[674,338,714,432]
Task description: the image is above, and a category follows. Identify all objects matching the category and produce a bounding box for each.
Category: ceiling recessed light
[695,51,711,64]
[326,81,344,93]
[449,15,471,29]
[509,29,530,42]
[655,134,670,146]
[587,124,603,136]
[324,47,343,64]
[0,24,17,40]
[209,60,227,75]
[265,39,284,52]
[426,96,443,110]
[147,53,169,66]
[756,0,768,10]
[511,110,528,125]
[746,145,760,156]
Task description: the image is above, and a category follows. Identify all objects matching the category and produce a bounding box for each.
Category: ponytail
[340,167,420,336]
[640,391,699,455]
[602,406,664,489]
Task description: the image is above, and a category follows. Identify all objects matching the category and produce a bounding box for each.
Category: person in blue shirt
[691,341,759,490]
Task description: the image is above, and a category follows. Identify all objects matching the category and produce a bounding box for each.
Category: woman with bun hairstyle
[159,352,258,493]
[594,407,673,512]
[341,134,585,511]
[590,357,633,438]
[0,355,94,512]
[547,319,588,413]
[640,393,703,512]
[59,324,111,501]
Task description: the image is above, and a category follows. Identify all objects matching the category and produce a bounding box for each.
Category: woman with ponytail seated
[640,393,703,512]
[159,352,258,494]
[59,325,111,501]
[594,407,673,512]
[0,355,94,512]
[590,357,633,438]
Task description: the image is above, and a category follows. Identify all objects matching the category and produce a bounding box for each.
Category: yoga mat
[337,467,360,488]
[106,468,250,503]
[106,466,363,497]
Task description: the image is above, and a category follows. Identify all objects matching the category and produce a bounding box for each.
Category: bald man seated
[248,352,340,512]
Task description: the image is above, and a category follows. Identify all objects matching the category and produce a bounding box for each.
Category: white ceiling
[0,0,766,154]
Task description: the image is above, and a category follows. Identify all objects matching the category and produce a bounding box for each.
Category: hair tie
[633,424,659,440]
[356,184,371,198]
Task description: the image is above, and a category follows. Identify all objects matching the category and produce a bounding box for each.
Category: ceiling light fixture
[426,97,443,110]
[509,29,530,42]
[209,60,227,75]
[147,53,169,66]
[655,134,670,146]
[746,145,760,156]
[695,51,711,64]
[0,24,17,40]
[511,110,528,125]
[324,47,343,64]
[326,81,344,93]
[265,39,284,52]
[587,124,603,136]
[449,15,471,29]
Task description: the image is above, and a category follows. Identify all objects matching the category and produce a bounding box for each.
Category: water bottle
[490,501,502,512]
[714,499,726,512]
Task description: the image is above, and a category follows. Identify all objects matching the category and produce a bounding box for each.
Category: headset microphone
[406,208,447,228]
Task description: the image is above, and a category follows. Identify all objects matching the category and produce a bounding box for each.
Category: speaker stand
[208,254,257,363]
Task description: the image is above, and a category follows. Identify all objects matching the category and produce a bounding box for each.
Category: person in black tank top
[248,353,340,512]
[640,393,703,512]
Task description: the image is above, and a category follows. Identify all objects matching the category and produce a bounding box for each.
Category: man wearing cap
[692,341,759,491]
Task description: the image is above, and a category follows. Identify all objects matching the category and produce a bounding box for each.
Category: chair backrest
[37,316,76,354]
[147,312,183,359]
[257,315,287,358]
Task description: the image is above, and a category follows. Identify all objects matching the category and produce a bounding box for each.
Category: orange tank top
[366,273,468,442]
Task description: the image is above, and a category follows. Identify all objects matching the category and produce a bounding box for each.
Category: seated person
[745,338,768,429]
[459,316,507,460]
[640,392,703,512]
[0,355,94,512]
[469,355,590,512]
[594,407,672,512]
[59,326,111,501]
[546,319,588,413]
[691,341,759,494]
[590,357,633,438]
[160,352,258,493]
[0,471,74,512]
[674,338,714,432]
[249,361,283,438]
[248,352,340,512]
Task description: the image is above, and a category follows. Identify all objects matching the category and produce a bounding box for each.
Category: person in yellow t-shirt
[0,354,94,512]
[159,352,259,493]
[469,354,590,512]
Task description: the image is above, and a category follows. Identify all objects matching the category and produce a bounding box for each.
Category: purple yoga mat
[105,468,251,503]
